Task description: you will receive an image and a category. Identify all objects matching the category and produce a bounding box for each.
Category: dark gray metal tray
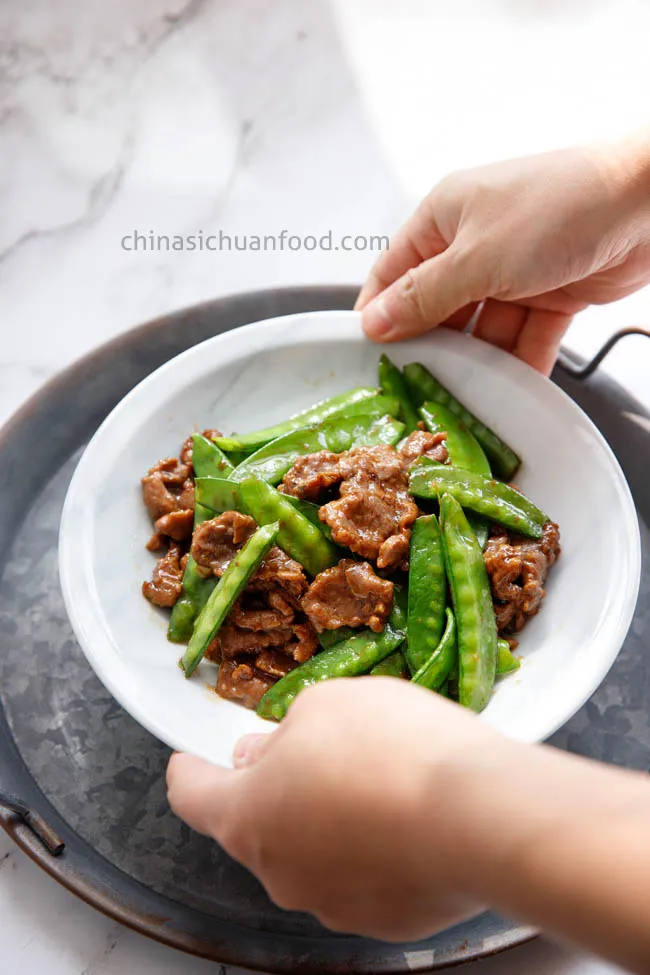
[0,286,647,972]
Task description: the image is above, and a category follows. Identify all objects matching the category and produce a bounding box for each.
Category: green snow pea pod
[370,650,409,678]
[167,502,216,644]
[214,387,382,454]
[195,477,242,514]
[403,363,521,480]
[419,402,490,475]
[412,607,457,691]
[439,493,497,713]
[378,354,420,433]
[167,436,235,644]
[317,626,357,651]
[181,522,279,678]
[406,514,447,674]
[190,432,235,477]
[409,466,546,539]
[238,477,339,576]
[231,406,403,485]
[497,639,521,675]
[257,590,408,721]
[418,402,491,549]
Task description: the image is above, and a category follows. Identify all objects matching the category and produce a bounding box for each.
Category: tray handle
[558,327,650,380]
[0,790,65,856]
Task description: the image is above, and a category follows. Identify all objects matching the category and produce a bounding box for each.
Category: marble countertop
[1,0,648,972]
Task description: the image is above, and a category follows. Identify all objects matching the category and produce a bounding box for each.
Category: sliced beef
[206,534,317,673]
[191,511,257,576]
[154,508,194,542]
[214,624,294,658]
[142,457,194,522]
[142,542,185,607]
[279,451,344,501]
[214,615,318,662]
[180,428,223,467]
[255,650,299,679]
[250,546,309,603]
[399,429,449,467]
[319,446,418,571]
[216,658,275,709]
[484,521,561,635]
[145,532,166,552]
[302,559,394,633]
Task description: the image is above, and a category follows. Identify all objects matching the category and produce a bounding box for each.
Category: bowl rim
[59,309,642,755]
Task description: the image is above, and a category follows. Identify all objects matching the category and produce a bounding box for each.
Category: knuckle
[398,268,429,322]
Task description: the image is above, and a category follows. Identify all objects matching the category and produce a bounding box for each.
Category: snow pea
[257,588,408,721]
[406,514,446,674]
[418,402,491,549]
[167,436,235,644]
[409,466,546,539]
[497,639,521,675]
[412,607,457,691]
[238,477,339,576]
[231,408,404,485]
[439,494,497,713]
[167,502,217,643]
[370,650,409,678]
[403,362,521,480]
[378,354,420,433]
[318,626,357,651]
[195,477,242,514]
[181,521,279,678]
[214,387,382,454]
[190,432,235,478]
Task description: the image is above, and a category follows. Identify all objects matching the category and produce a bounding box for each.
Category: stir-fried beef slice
[484,521,561,635]
[142,541,185,607]
[191,511,257,576]
[302,559,394,633]
[250,546,309,602]
[230,600,292,631]
[146,531,166,552]
[180,428,223,467]
[287,622,317,662]
[142,457,194,521]
[154,508,194,542]
[255,650,298,678]
[279,451,344,501]
[216,658,275,709]
[399,429,449,467]
[216,624,295,658]
[215,618,317,664]
[320,447,418,571]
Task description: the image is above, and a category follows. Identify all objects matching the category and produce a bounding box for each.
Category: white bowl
[59,310,641,766]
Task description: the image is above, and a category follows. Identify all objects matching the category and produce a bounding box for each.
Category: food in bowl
[140,354,560,721]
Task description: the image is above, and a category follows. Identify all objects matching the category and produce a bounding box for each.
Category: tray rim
[10,283,645,970]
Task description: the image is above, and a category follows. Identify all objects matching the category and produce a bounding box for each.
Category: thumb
[166,752,238,836]
[361,246,481,342]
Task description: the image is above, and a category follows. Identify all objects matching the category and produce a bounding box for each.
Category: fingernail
[362,294,394,340]
[233,733,268,769]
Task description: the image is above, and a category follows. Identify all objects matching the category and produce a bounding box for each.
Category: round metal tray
[0,286,647,972]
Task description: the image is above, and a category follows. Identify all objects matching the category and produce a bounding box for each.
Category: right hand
[167,677,500,940]
[357,137,650,374]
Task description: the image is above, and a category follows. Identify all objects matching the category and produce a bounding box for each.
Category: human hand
[357,139,650,374]
[167,678,505,941]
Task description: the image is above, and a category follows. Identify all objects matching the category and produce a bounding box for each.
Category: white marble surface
[1,0,648,972]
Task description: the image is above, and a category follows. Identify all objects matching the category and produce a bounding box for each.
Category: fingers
[514,308,573,375]
[472,299,528,352]
[233,732,276,769]
[361,246,481,342]
[166,752,237,836]
[355,198,449,311]
[472,299,572,374]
